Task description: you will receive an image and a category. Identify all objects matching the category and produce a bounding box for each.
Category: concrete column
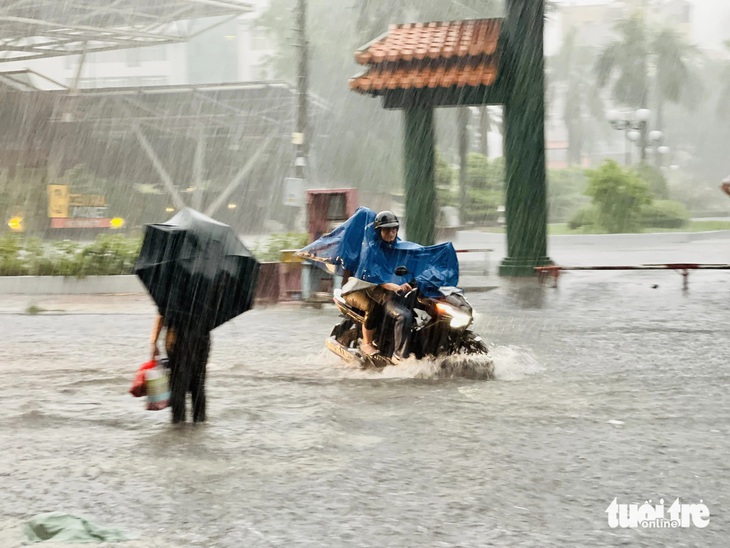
[403,105,436,245]
[499,0,552,276]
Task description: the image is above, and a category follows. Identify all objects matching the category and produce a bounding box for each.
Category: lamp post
[655,144,671,169]
[606,108,664,166]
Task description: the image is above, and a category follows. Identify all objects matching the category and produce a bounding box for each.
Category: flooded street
[1,0,729,545]
[2,246,730,546]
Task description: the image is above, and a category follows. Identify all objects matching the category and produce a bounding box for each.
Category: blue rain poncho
[296,207,459,297]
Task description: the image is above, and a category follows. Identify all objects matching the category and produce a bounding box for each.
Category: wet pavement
[1,236,730,547]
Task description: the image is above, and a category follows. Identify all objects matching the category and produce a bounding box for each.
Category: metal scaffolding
[0,0,252,62]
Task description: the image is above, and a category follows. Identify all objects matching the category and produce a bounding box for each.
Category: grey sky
[690,0,730,49]
[551,1,730,50]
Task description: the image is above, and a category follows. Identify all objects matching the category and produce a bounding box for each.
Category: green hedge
[0,232,310,276]
[0,234,142,277]
[251,233,308,262]
[567,206,599,231]
[640,200,689,229]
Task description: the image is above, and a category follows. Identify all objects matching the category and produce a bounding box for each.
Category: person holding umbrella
[135,209,259,423]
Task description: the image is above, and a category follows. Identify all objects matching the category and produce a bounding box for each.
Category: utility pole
[294,0,308,180]
[458,107,469,226]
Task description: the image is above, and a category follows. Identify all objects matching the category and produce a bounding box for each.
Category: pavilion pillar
[403,104,436,246]
[499,0,552,276]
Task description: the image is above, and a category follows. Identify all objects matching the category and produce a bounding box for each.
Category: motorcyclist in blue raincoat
[296,206,460,362]
[343,211,414,361]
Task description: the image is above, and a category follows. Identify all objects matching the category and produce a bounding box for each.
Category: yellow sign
[48,185,70,218]
[7,216,24,232]
[69,194,107,207]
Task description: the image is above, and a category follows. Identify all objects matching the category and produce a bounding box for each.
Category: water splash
[488,345,544,380]
[367,353,495,380]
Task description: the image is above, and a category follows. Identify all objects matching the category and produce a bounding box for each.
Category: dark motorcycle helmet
[374,210,400,230]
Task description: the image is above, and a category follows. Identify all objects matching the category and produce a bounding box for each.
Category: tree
[595,13,650,108]
[585,160,652,233]
[550,28,605,166]
[716,41,730,120]
[652,28,702,131]
[595,13,700,130]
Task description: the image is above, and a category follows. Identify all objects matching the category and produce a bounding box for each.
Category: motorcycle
[325,267,491,371]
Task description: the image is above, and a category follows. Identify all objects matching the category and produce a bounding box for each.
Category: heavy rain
[1,0,729,546]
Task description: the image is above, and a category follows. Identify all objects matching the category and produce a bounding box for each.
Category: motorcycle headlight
[435,302,472,329]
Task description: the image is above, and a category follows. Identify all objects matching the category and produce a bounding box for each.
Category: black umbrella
[134,208,260,331]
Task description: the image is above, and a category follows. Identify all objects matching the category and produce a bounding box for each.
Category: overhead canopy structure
[0,0,253,63]
[349,18,505,246]
[350,18,502,104]
[54,80,304,136]
[0,75,328,231]
[350,6,552,276]
[0,68,66,90]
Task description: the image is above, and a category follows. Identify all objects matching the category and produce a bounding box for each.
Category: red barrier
[535,263,730,289]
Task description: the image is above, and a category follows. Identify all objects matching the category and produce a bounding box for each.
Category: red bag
[130,360,157,398]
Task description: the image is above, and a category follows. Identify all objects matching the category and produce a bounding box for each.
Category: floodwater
[1,245,730,546]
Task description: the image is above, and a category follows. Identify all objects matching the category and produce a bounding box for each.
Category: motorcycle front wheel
[458,331,489,355]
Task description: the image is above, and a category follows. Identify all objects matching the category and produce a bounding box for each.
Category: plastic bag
[130,360,157,398]
[144,364,170,411]
[130,359,170,410]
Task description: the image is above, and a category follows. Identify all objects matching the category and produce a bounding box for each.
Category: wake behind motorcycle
[326,268,491,372]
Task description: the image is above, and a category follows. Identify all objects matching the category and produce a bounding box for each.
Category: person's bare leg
[360,327,378,356]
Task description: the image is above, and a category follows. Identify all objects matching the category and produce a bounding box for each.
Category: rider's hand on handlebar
[382,282,412,295]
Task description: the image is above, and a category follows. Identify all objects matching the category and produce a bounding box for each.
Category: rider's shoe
[359,342,379,357]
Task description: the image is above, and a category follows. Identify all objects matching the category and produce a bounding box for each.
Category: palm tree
[595,12,700,159]
[595,13,651,109]
[550,28,604,166]
[717,41,730,119]
[652,28,702,131]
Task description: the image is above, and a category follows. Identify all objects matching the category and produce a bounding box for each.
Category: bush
[585,160,653,233]
[567,206,599,230]
[462,188,502,224]
[634,164,669,199]
[640,200,690,229]
[0,234,27,276]
[77,234,142,276]
[253,232,309,262]
[0,234,142,277]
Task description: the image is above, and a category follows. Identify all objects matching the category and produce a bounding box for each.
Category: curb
[0,275,146,295]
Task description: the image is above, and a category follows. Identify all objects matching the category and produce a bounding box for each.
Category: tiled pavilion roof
[350,18,502,96]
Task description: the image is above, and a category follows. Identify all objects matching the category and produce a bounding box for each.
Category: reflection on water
[502,279,548,309]
[1,270,729,546]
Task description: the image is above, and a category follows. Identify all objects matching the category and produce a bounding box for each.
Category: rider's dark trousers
[344,289,414,359]
[383,295,414,359]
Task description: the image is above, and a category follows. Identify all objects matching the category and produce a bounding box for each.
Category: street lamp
[606,108,664,165]
[656,144,671,169]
